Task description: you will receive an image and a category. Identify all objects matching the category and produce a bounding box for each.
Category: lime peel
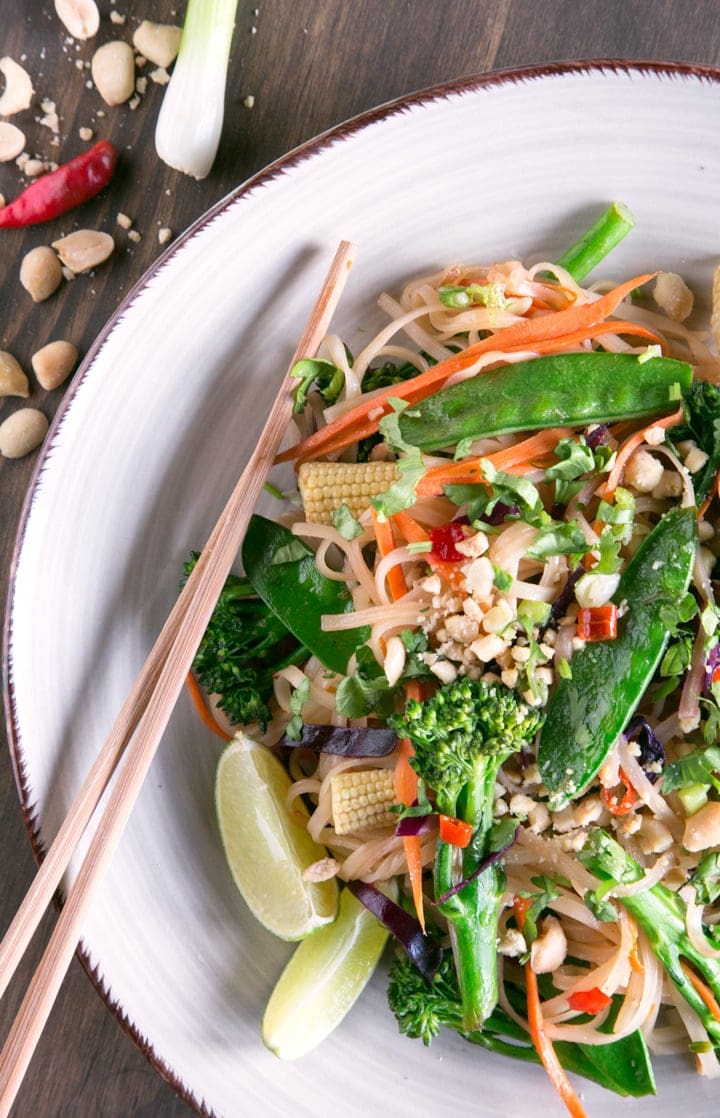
[216,733,338,941]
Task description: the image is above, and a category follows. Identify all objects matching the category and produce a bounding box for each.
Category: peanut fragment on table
[0,122,26,162]
[0,352,29,398]
[0,409,48,459]
[31,340,78,391]
[91,41,135,106]
[0,57,34,116]
[20,246,63,302]
[51,229,114,273]
[53,0,99,40]
[132,21,181,69]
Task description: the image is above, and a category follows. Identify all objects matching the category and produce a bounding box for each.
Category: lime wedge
[262,885,389,1059]
[216,734,338,941]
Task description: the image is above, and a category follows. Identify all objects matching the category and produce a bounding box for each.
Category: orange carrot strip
[371,508,408,600]
[395,679,426,930]
[415,427,575,497]
[186,672,233,742]
[391,509,431,545]
[599,407,683,500]
[514,897,588,1118]
[680,959,720,1022]
[276,274,657,465]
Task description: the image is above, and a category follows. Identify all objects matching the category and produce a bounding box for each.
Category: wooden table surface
[1,1,719,1114]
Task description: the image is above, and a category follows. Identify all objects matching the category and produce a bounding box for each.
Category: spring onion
[154,0,239,179]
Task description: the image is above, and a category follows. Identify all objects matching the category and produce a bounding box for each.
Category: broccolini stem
[436,839,504,1029]
[554,201,634,282]
[580,829,720,1044]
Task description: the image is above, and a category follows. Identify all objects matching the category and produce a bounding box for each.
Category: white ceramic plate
[6,61,720,1118]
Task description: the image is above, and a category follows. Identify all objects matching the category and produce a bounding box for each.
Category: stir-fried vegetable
[390,679,544,1027]
[538,506,697,807]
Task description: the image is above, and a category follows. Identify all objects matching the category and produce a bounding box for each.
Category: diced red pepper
[438,813,473,848]
[567,987,612,1015]
[601,768,637,816]
[577,603,618,642]
[430,521,467,562]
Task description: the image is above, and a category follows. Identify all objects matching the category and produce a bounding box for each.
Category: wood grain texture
[1,1,719,1115]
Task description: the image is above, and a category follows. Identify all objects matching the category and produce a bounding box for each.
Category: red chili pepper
[0,140,118,228]
[430,521,467,562]
[567,987,612,1015]
[438,813,473,848]
[576,603,618,642]
[601,767,637,815]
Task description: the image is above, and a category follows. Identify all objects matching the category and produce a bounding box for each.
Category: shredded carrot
[390,509,431,545]
[599,407,684,500]
[680,958,720,1022]
[373,514,424,928]
[629,931,645,976]
[514,897,588,1118]
[395,679,426,931]
[415,426,575,497]
[185,672,233,742]
[276,274,657,466]
[371,508,408,600]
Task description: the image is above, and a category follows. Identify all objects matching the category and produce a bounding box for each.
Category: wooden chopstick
[0,240,357,1117]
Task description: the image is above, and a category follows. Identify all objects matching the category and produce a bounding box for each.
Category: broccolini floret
[387,949,656,1097]
[389,679,544,1029]
[184,554,308,730]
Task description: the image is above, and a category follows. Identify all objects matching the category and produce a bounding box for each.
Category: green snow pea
[538,505,697,808]
[397,352,691,453]
[242,515,368,676]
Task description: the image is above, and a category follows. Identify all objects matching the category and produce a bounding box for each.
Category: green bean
[554,201,635,282]
[397,352,691,453]
[538,506,697,808]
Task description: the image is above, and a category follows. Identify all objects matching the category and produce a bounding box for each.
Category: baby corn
[330,767,398,834]
[298,459,399,525]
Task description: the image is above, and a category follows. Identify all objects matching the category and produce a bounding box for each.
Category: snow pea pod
[538,505,697,808]
[242,514,369,675]
[397,352,691,452]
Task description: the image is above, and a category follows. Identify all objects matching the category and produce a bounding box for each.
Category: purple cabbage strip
[395,813,438,838]
[346,880,443,981]
[434,826,519,906]
[282,724,397,756]
[486,501,520,526]
[549,566,584,624]
[586,423,610,448]
[624,716,665,784]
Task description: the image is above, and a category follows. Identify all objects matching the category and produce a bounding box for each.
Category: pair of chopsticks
[0,240,357,1116]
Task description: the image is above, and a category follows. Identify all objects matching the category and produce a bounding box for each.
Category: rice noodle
[618,736,683,838]
[679,885,720,959]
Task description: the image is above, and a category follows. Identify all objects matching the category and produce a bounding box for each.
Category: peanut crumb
[116,212,133,229]
[149,66,169,85]
[243,94,255,108]
[127,229,142,243]
[158,227,172,245]
[136,76,148,95]
[128,94,141,111]
[79,126,94,141]
[110,10,126,23]
[24,159,48,178]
